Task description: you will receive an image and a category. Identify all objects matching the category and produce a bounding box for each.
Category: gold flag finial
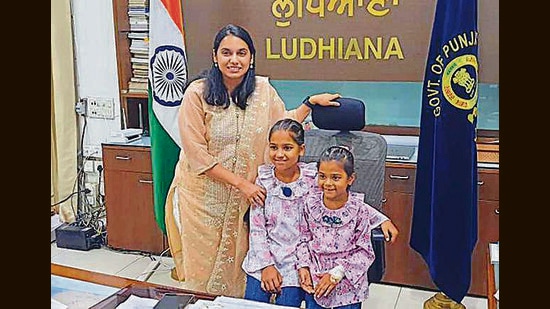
[424,292,466,309]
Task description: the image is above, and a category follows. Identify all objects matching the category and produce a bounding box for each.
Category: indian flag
[148,0,187,233]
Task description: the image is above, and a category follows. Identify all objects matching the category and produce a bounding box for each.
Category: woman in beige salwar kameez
[164,24,340,297]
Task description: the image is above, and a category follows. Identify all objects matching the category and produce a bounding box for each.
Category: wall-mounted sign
[182,0,498,83]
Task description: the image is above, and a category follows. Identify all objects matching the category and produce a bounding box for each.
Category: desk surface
[51,263,216,301]
[109,136,499,169]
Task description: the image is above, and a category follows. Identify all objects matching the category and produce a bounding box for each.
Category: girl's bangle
[328,265,345,284]
[302,96,315,109]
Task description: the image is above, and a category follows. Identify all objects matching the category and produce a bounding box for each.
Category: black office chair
[301,97,387,283]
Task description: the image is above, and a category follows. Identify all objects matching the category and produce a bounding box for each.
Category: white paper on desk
[51,275,119,309]
[185,299,222,308]
[214,296,300,308]
[185,297,300,309]
[115,295,159,309]
[51,298,68,309]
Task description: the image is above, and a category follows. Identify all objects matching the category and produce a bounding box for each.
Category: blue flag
[410,0,479,303]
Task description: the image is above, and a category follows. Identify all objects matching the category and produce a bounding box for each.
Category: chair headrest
[311,97,366,131]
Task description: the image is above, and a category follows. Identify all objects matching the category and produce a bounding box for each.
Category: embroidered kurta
[296,191,389,308]
[164,76,297,297]
[242,162,318,287]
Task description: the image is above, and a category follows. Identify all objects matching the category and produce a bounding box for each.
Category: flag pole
[410,0,480,306]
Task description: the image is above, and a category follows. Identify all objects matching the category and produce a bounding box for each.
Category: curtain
[51,0,79,223]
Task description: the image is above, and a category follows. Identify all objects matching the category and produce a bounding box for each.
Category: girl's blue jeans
[244,274,305,307]
[304,293,361,309]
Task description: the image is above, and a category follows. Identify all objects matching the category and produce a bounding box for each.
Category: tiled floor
[51,242,488,309]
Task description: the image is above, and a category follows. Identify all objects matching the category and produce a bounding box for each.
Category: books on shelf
[131,57,149,64]
[130,40,148,53]
[128,81,148,94]
[126,0,150,92]
[132,52,148,58]
[128,32,148,40]
[133,70,148,77]
[129,24,148,31]
[130,77,148,83]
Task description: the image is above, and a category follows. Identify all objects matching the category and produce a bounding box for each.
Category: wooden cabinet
[380,163,499,297]
[102,144,166,254]
[470,169,500,296]
[382,164,438,289]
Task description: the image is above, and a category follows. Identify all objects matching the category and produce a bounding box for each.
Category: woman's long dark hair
[204,24,256,110]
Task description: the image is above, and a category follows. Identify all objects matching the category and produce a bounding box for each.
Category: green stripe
[148,88,179,234]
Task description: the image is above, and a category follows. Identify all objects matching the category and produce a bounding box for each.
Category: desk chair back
[301,129,387,209]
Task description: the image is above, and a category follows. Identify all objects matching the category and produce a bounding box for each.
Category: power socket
[85,183,97,206]
[87,97,115,119]
[83,159,102,174]
[83,145,102,158]
[83,161,95,173]
[94,161,103,173]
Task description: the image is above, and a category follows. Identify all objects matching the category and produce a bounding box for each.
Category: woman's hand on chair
[309,93,341,107]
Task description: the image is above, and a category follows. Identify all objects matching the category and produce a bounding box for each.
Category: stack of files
[128,0,149,30]
[130,40,148,53]
[127,0,149,93]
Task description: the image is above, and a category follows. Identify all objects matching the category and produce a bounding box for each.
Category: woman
[165,24,340,297]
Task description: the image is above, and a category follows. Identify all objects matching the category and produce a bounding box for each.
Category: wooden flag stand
[424,292,466,309]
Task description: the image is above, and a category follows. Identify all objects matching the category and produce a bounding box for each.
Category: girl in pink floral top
[242,118,318,307]
[297,146,399,309]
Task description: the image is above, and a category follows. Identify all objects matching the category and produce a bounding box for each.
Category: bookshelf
[112,0,150,135]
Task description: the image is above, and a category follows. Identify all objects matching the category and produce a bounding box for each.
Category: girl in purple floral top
[297,146,399,309]
[242,118,319,307]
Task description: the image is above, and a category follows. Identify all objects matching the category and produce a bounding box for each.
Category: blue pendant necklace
[281,186,292,197]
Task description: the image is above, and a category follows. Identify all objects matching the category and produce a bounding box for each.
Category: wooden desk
[51,263,216,301]
[487,248,498,309]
